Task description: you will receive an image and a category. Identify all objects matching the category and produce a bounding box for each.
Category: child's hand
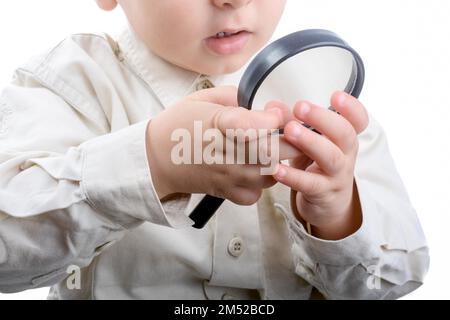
[272,92,369,240]
[146,86,301,205]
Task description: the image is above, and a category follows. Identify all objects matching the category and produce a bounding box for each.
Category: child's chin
[203,58,248,76]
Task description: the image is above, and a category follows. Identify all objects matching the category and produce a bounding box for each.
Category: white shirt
[0,28,429,300]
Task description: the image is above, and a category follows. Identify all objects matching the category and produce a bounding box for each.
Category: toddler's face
[98,0,286,75]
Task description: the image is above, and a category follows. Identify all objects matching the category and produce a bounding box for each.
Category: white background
[0,0,449,300]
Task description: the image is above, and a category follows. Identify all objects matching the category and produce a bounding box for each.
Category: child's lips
[204,30,251,56]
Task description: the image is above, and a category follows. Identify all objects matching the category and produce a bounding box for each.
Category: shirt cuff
[286,176,384,267]
[79,120,194,229]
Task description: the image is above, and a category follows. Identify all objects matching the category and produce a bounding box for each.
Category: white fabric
[0,28,429,300]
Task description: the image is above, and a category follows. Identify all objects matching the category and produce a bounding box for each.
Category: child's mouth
[205,30,251,56]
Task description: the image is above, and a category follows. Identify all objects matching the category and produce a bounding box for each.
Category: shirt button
[228,236,244,257]
[196,78,214,91]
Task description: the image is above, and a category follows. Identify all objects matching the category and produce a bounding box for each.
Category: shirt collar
[117,27,247,109]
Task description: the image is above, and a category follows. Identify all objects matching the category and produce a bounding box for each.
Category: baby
[0,0,429,300]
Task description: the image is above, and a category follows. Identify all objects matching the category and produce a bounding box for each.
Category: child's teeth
[216,32,236,38]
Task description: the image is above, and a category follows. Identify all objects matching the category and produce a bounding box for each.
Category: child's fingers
[283,120,344,175]
[264,101,296,126]
[293,101,357,154]
[215,107,283,135]
[290,154,313,171]
[278,139,304,160]
[228,186,263,206]
[273,163,329,196]
[331,91,369,134]
[233,165,277,189]
[215,133,302,163]
[251,131,304,162]
[188,85,239,107]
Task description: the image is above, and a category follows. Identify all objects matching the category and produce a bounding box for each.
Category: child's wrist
[310,211,361,240]
[145,121,175,200]
[310,187,362,240]
[291,185,363,240]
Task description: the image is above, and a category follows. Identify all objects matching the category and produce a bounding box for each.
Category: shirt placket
[191,76,264,297]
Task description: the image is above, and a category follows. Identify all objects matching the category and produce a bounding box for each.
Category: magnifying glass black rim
[189,29,365,229]
[238,29,365,109]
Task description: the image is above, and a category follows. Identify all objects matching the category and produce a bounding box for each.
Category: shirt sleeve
[0,65,192,293]
[283,115,430,300]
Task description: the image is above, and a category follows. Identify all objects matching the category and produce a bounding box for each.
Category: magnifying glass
[189,29,365,229]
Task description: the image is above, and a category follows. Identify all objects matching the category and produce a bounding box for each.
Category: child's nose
[212,0,252,10]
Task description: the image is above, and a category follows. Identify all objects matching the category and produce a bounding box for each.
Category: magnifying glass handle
[189,195,225,229]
